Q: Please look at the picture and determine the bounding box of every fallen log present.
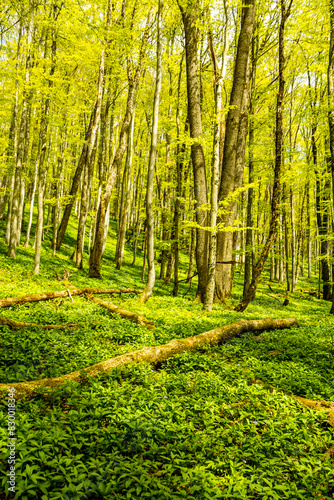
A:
[248,378,334,455]
[249,378,334,429]
[0,317,80,331]
[0,317,297,399]
[87,295,155,330]
[0,288,142,309]
[295,396,334,429]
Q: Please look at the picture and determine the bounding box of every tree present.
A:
[236,0,293,312]
[179,0,209,302]
[215,0,256,301]
[139,0,163,303]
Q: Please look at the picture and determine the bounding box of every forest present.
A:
[0,0,334,498]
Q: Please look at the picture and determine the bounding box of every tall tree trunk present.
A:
[139,0,163,303]
[172,52,186,297]
[243,112,255,294]
[283,185,291,306]
[313,128,331,301]
[306,179,312,278]
[215,0,256,301]
[236,0,293,312]
[179,2,209,302]
[203,37,222,312]
[290,188,296,292]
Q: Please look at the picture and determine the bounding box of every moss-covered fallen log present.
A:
[88,295,155,329]
[0,317,80,331]
[249,377,334,448]
[0,288,142,309]
[0,317,297,399]
[295,396,334,429]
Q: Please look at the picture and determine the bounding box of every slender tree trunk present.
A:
[186,226,196,284]
[139,0,163,303]
[236,0,293,312]
[290,188,296,292]
[141,224,147,281]
[115,112,135,269]
[306,180,312,278]
[172,53,186,296]
[314,138,331,300]
[283,186,291,306]
[203,38,222,312]
[24,158,38,247]
[295,187,306,284]
[131,153,146,267]
[179,3,209,302]
[52,134,65,257]
[243,117,254,294]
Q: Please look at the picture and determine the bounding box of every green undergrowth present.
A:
[0,362,333,499]
[0,217,334,498]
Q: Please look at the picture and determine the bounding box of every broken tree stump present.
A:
[87,295,155,330]
[0,288,142,309]
[0,317,297,399]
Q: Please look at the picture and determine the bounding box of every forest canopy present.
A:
[0,0,333,313]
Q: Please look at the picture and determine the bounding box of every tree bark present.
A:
[172,52,186,297]
[203,37,222,312]
[215,0,256,301]
[186,226,196,284]
[139,0,163,303]
[243,117,255,294]
[179,2,209,302]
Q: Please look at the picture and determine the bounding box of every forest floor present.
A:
[0,217,334,499]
